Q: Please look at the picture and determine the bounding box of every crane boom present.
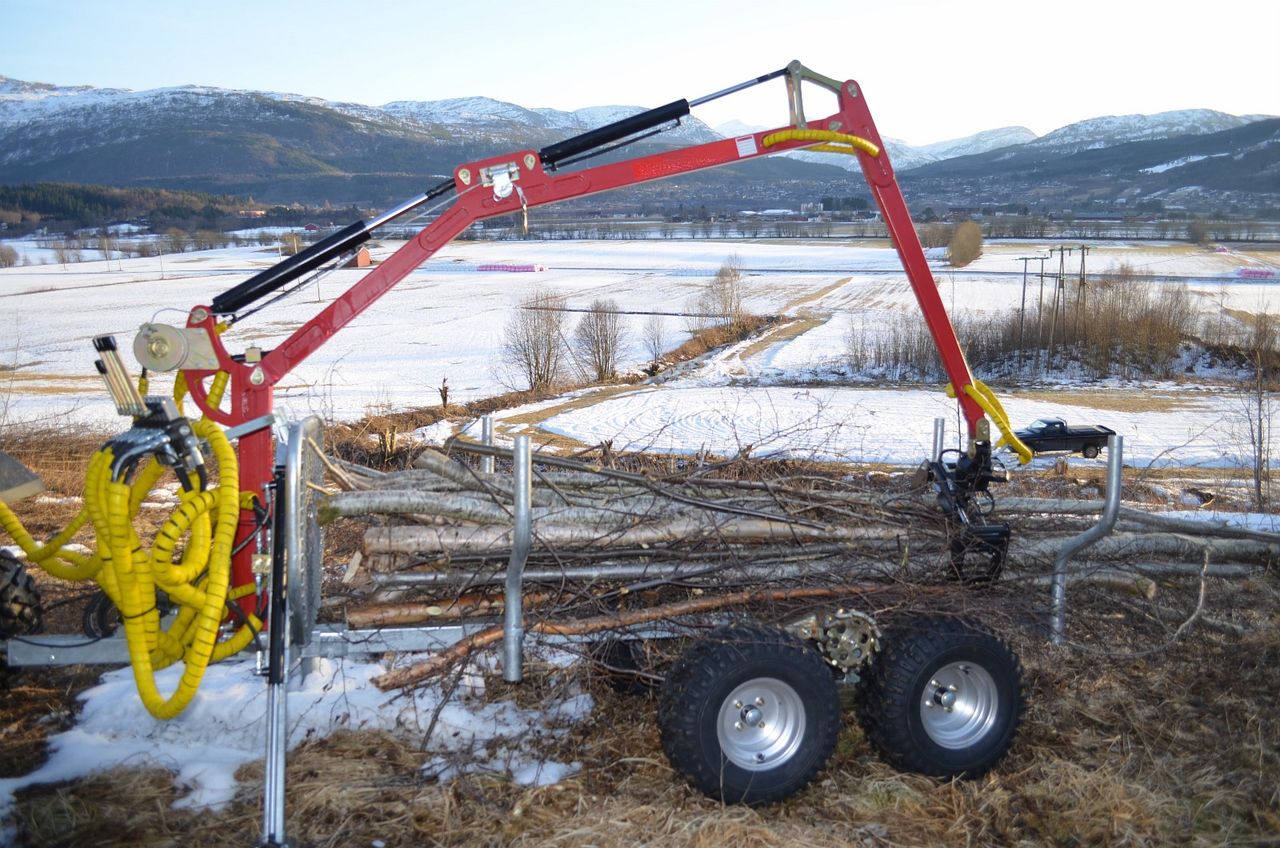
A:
[132,61,1016,608]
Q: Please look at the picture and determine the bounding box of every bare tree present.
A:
[642,314,667,368]
[690,255,747,333]
[53,241,81,268]
[97,234,117,268]
[574,298,626,382]
[1241,309,1276,509]
[166,228,190,254]
[1186,219,1211,246]
[948,220,983,267]
[502,288,569,393]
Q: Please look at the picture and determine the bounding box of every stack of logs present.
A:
[317,441,1277,687]
[325,443,945,604]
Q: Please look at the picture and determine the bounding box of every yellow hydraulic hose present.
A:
[761,128,881,159]
[0,371,261,719]
[947,380,1035,465]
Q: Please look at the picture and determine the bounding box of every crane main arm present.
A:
[125,61,1017,604]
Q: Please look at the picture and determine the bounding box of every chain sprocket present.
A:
[787,609,880,677]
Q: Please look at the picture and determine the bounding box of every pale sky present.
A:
[3,0,1278,145]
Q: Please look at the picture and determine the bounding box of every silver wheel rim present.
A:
[716,677,806,771]
[919,661,999,749]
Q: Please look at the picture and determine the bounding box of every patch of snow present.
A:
[0,650,592,819]
[1140,154,1223,174]
[411,420,456,445]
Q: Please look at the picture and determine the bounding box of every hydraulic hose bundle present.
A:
[0,377,260,719]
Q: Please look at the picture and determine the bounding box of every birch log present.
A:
[364,518,902,556]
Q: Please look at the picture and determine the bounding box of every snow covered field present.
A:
[2,237,1276,458]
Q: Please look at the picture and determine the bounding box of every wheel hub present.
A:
[717,678,806,771]
[919,661,1000,749]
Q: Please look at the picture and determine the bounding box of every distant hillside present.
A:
[0,76,1276,212]
[1024,109,1267,153]
[0,76,839,207]
[902,118,1280,209]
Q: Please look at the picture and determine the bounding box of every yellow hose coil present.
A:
[761,128,881,159]
[0,370,261,719]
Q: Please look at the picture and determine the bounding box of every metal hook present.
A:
[516,185,528,235]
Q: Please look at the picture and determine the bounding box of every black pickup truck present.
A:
[1014,417,1116,458]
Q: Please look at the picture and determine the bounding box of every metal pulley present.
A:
[133,323,221,372]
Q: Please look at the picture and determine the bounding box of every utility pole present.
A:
[1036,254,1048,373]
[1016,254,1049,375]
[1075,245,1091,341]
[1047,246,1074,368]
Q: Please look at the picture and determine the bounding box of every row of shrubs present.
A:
[847,265,1277,381]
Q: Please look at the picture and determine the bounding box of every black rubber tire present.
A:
[855,615,1023,779]
[82,589,121,638]
[1081,444,1100,459]
[657,624,841,806]
[590,638,661,697]
[83,588,176,638]
[0,551,42,639]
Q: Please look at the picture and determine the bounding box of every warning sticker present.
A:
[735,136,757,158]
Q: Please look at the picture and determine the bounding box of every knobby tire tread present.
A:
[855,615,1024,778]
[0,552,42,639]
[658,623,839,805]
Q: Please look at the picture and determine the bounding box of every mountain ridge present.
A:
[1,75,1275,210]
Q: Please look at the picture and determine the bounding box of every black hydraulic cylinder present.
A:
[540,99,690,169]
[211,221,369,315]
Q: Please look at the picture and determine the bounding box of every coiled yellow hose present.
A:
[0,375,261,719]
[761,128,881,158]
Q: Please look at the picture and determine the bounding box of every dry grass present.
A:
[735,314,829,362]
[1004,389,1207,414]
[3,426,1278,847]
[5,576,1278,847]
[8,625,1278,847]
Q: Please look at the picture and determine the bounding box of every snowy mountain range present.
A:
[382,96,720,145]
[0,75,1275,209]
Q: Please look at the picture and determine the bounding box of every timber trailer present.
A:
[0,62,1038,842]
